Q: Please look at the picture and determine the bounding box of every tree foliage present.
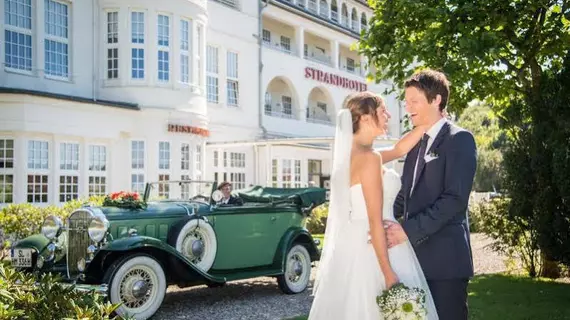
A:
[359,0,570,114]
[457,103,507,192]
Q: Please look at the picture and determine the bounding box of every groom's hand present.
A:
[384,221,408,248]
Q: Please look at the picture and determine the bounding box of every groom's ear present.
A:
[431,94,442,109]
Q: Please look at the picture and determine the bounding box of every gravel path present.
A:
[152,233,508,320]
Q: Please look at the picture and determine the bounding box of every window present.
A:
[347,57,355,72]
[44,0,69,78]
[4,0,33,71]
[158,141,170,170]
[230,152,245,168]
[27,140,49,203]
[330,0,338,22]
[272,158,301,188]
[195,145,202,172]
[319,0,329,18]
[230,173,245,190]
[158,174,169,198]
[213,150,219,167]
[280,36,291,52]
[181,174,190,199]
[106,11,119,79]
[28,140,49,170]
[308,0,317,13]
[180,19,191,84]
[157,14,170,82]
[226,51,239,106]
[131,141,144,169]
[59,143,79,202]
[294,160,301,187]
[88,145,106,196]
[59,143,79,170]
[131,141,145,194]
[282,159,292,188]
[0,139,14,203]
[262,29,271,44]
[181,143,190,170]
[282,96,292,116]
[206,45,219,103]
[131,11,145,79]
[131,174,144,194]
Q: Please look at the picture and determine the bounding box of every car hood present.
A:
[95,201,210,221]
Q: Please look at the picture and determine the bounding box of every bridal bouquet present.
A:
[376,283,427,319]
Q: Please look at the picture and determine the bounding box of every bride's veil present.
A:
[312,108,353,295]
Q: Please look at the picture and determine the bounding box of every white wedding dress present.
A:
[308,167,439,320]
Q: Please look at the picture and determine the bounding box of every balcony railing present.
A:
[306,106,333,125]
[275,0,364,36]
[263,40,297,56]
[304,51,332,66]
[265,103,300,120]
[211,0,240,10]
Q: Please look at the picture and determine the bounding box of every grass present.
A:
[285,273,570,320]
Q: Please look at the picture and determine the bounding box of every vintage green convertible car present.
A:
[11,180,325,320]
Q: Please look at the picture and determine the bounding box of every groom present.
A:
[385,69,477,320]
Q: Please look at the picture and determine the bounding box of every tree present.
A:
[359,0,570,114]
[457,103,506,192]
[359,1,570,275]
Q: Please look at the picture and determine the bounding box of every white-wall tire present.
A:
[277,244,311,294]
[108,254,166,320]
[174,219,217,272]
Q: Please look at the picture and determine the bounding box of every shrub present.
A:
[305,203,328,234]
[476,197,543,277]
[0,263,131,320]
[0,196,106,259]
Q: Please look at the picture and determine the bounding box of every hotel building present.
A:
[0,0,404,207]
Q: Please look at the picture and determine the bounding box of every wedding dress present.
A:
[308,109,438,320]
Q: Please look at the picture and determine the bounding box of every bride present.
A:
[308,92,438,319]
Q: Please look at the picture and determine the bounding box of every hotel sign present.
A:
[168,124,210,137]
[304,67,367,92]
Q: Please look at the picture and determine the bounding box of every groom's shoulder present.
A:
[448,122,476,147]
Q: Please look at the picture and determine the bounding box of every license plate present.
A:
[11,248,33,268]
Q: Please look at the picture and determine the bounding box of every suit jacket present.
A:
[393,121,477,280]
[222,194,244,206]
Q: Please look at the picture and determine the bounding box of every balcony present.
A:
[273,0,369,37]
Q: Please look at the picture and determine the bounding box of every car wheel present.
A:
[106,254,167,320]
[174,219,217,272]
[277,244,311,294]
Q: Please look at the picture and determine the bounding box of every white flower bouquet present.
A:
[376,283,428,319]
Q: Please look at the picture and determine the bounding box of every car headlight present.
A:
[88,215,109,243]
[41,215,63,240]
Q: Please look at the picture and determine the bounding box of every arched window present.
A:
[319,0,329,18]
[361,13,367,31]
[330,0,338,22]
[351,8,358,31]
[341,4,348,27]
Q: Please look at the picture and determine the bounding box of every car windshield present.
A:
[145,180,214,203]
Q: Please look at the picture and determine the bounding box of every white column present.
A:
[331,40,339,69]
[118,7,130,86]
[295,26,304,58]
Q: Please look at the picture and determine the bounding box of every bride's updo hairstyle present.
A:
[342,91,384,134]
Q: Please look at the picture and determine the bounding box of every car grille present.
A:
[66,209,93,279]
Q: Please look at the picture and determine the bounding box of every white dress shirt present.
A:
[411,117,447,193]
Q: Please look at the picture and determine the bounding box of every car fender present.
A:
[94,235,226,284]
[11,234,50,253]
[273,227,320,271]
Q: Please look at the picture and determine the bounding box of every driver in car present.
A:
[217,181,244,206]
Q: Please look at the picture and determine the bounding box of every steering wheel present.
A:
[191,195,209,202]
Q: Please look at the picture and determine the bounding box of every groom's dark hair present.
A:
[404,69,450,111]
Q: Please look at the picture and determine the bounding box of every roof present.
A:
[0,87,140,110]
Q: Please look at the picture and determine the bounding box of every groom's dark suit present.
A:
[394,119,477,320]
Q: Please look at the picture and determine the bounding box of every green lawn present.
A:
[286,274,570,320]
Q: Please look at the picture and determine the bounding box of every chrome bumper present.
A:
[62,283,108,297]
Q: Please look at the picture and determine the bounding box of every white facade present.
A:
[0,0,404,207]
